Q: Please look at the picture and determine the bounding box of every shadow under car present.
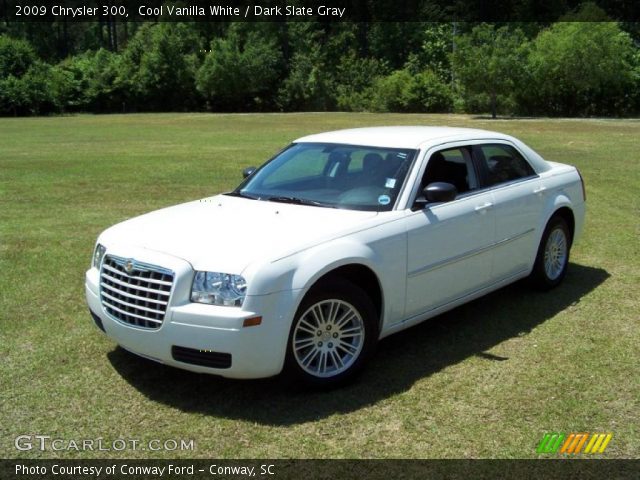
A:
[107,263,609,426]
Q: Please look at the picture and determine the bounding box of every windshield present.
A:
[232,143,417,211]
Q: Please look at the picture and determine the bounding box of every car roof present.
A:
[294,126,514,149]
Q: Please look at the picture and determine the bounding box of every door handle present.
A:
[533,186,547,194]
[474,202,493,212]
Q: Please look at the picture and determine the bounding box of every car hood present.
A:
[100,194,379,273]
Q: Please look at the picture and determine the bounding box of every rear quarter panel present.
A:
[537,162,586,248]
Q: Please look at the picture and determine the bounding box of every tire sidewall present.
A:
[284,278,378,388]
[532,216,571,290]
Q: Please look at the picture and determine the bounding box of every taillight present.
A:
[577,169,586,202]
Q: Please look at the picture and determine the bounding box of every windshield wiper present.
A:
[266,196,335,208]
[224,191,259,200]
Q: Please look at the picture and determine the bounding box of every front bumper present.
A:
[85,250,299,379]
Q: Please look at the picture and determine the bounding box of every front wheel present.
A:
[529,215,571,290]
[284,278,378,388]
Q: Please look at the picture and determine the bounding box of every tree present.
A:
[197,24,282,111]
[334,53,388,111]
[0,35,57,115]
[0,35,37,77]
[367,68,452,113]
[404,23,454,81]
[632,49,640,114]
[366,22,428,70]
[1,15,638,116]
[118,23,201,111]
[451,24,529,118]
[277,23,335,111]
[526,12,636,116]
[0,75,30,115]
[57,48,124,112]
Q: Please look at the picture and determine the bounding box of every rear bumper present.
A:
[86,267,299,379]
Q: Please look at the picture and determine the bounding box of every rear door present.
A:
[472,143,543,279]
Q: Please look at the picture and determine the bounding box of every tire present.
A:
[284,277,379,389]
[529,215,571,290]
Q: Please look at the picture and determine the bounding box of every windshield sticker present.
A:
[378,194,391,205]
[385,178,396,189]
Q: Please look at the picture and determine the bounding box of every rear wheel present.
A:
[529,215,571,290]
[285,278,378,388]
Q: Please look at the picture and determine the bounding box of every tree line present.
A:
[1,4,639,117]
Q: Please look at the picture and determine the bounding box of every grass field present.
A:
[0,113,638,459]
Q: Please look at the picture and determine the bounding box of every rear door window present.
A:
[474,144,536,187]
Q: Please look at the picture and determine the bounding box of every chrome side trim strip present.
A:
[408,228,535,278]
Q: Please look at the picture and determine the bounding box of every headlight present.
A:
[191,271,247,307]
[92,243,106,269]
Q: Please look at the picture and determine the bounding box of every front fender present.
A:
[244,239,380,298]
[292,239,379,291]
[244,222,408,331]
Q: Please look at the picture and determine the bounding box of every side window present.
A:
[477,144,536,186]
[421,147,477,194]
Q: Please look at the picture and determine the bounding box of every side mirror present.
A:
[242,166,257,179]
[424,182,457,203]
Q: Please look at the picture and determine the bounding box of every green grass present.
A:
[0,113,638,459]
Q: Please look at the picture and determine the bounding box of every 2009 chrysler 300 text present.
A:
[86,127,586,387]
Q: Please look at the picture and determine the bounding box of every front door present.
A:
[404,146,496,318]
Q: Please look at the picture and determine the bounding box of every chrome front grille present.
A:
[99,255,174,329]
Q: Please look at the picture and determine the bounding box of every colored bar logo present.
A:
[537,433,612,454]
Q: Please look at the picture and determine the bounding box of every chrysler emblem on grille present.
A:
[124,259,135,274]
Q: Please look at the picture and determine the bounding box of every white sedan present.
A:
[85,126,586,387]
